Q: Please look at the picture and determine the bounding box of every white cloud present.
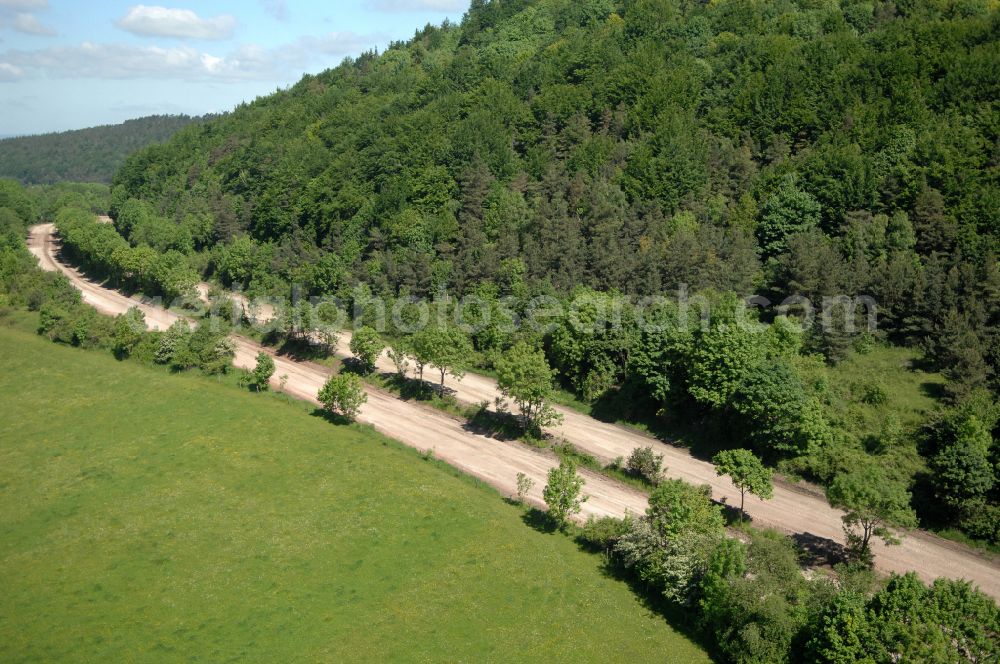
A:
[11,12,54,35]
[1,32,378,82]
[115,5,237,40]
[260,0,288,21]
[368,0,467,11]
[0,0,48,9]
[0,61,22,79]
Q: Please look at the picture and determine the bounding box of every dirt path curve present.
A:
[27,224,647,522]
[30,224,1000,598]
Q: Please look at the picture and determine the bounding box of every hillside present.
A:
[0,115,200,185]
[0,318,709,661]
[102,0,1000,546]
[113,0,998,379]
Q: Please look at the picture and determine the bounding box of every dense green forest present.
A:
[93,0,1000,548]
[0,115,200,185]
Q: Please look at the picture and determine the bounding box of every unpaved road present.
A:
[28,223,1000,599]
[28,224,647,522]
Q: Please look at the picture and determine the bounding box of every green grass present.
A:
[792,344,946,483]
[0,322,709,663]
[818,344,946,432]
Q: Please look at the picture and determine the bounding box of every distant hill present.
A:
[0,115,202,184]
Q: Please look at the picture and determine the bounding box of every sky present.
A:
[0,0,469,137]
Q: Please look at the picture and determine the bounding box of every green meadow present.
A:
[0,320,708,662]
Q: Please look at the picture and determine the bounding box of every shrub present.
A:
[859,383,889,406]
[318,372,367,421]
[626,446,664,485]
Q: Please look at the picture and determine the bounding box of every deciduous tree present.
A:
[543,459,587,528]
[712,448,773,524]
[318,372,367,421]
[827,466,917,564]
[494,341,561,432]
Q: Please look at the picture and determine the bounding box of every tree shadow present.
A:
[462,405,524,441]
[586,381,735,463]
[339,356,372,376]
[521,507,559,534]
[791,532,848,568]
[919,381,948,401]
[381,373,444,401]
[578,547,721,660]
[717,500,749,527]
[276,337,333,363]
[309,407,352,426]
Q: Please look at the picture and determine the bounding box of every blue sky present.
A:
[0,0,468,136]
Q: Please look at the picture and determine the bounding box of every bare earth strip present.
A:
[27,223,1000,599]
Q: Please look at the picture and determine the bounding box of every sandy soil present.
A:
[28,223,1000,599]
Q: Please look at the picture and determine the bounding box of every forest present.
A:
[0,115,200,185]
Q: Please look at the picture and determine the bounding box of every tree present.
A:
[616,480,726,604]
[494,341,562,431]
[242,351,275,392]
[314,300,342,352]
[700,529,816,663]
[757,175,822,257]
[804,591,872,663]
[827,466,917,564]
[543,459,587,528]
[731,361,832,457]
[387,342,410,378]
[348,326,383,374]
[687,323,766,409]
[112,306,146,359]
[807,574,1000,663]
[155,319,192,366]
[409,326,473,389]
[515,472,534,504]
[317,372,367,421]
[930,414,996,535]
[712,449,773,524]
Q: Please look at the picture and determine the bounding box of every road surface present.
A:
[28,223,1000,599]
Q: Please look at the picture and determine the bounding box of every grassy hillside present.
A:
[0,115,198,185]
[0,318,709,662]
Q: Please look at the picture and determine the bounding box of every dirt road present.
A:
[28,223,1000,599]
[28,224,647,522]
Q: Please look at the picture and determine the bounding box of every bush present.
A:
[578,515,629,553]
[859,382,889,406]
[318,372,367,421]
[626,446,664,485]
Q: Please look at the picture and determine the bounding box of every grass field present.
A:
[0,320,709,662]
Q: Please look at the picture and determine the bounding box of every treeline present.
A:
[0,115,200,185]
[55,206,199,301]
[579,481,999,664]
[0,184,232,374]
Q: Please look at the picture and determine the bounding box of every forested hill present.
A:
[0,115,200,184]
[114,0,998,388]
